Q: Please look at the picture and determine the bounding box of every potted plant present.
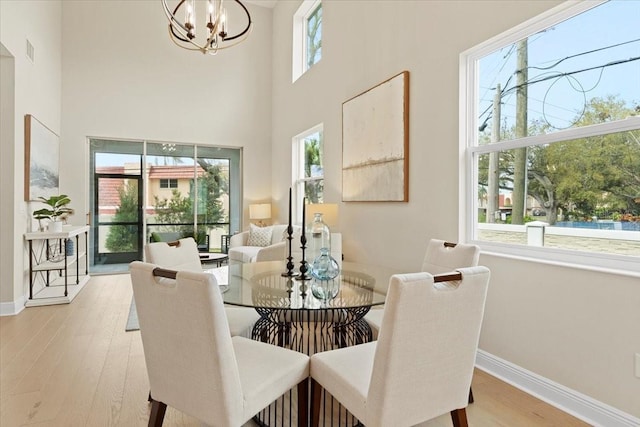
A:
[33,194,73,232]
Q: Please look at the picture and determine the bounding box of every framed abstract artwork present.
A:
[24,114,60,201]
[342,70,409,202]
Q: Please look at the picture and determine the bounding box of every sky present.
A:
[479,0,640,134]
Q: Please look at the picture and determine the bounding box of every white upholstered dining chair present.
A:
[130,262,310,427]
[364,239,480,333]
[310,266,490,427]
[144,237,259,337]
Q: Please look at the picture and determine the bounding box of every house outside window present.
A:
[159,178,178,189]
[460,0,640,273]
[292,0,322,82]
[293,124,324,222]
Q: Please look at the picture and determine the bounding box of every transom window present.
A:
[306,2,322,69]
[292,0,322,82]
[460,0,640,274]
[293,124,324,221]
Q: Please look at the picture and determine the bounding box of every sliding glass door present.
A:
[89,139,241,274]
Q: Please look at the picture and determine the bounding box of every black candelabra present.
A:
[297,196,311,281]
[282,187,299,278]
[297,232,311,280]
[281,224,298,277]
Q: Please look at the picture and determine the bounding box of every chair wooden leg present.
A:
[468,387,474,404]
[297,378,309,427]
[311,378,323,427]
[149,399,167,427]
[450,408,468,427]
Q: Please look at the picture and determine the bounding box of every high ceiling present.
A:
[246,0,277,9]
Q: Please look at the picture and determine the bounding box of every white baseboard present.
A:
[0,295,26,316]
[475,350,640,427]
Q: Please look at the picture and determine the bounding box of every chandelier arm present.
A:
[170,24,191,43]
[168,26,208,51]
[162,0,191,41]
[221,0,252,42]
[207,25,253,53]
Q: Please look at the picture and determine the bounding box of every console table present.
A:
[24,225,90,307]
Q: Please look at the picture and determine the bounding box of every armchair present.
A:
[229,224,342,264]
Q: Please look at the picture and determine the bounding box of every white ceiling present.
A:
[245,0,277,9]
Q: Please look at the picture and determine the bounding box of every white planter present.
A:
[49,221,63,233]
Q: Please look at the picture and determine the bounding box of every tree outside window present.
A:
[306,3,322,69]
[294,125,324,220]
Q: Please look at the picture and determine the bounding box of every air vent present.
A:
[26,39,34,62]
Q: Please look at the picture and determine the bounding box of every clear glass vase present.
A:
[311,248,340,281]
[310,277,340,303]
[310,249,341,302]
[307,212,331,263]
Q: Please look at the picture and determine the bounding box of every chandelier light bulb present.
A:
[220,8,227,37]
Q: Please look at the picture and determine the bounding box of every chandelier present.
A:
[162,0,253,55]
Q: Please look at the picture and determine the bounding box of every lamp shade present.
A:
[249,203,271,220]
[306,203,338,230]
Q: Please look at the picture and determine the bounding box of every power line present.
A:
[500,56,640,98]
[478,56,639,130]
[482,37,639,113]
[528,38,640,71]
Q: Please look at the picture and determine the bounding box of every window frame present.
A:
[159,178,178,189]
[292,0,322,82]
[459,0,640,276]
[292,123,324,223]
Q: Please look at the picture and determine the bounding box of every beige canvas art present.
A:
[342,71,409,202]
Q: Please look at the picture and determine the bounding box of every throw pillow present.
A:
[247,224,273,247]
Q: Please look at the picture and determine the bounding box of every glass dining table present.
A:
[220,260,390,351]
[214,260,400,426]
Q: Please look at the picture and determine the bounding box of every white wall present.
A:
[0,0,62,313]
[0,48,16,307]
[270,0,639,418]
[60,0,274,231]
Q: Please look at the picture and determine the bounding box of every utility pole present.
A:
[512,39,528,224]
[487,84,501,223]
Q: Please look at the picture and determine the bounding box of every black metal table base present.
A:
[251,308,372,427]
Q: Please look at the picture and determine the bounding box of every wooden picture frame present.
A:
[342,71,409,202]
[24,114,60,201]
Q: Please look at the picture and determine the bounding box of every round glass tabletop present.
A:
[217,260,392,310]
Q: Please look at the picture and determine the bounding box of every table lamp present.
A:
[249,203,271,227]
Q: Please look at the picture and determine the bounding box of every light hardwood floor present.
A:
[1,274,590,427]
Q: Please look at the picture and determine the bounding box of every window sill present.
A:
[475,240,640,279]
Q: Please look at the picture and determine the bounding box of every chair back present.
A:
[421,239,480,273]
[367,266,490,426]
[129,261,244,425]
[145,237,202,272]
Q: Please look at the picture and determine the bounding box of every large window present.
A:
[292,0,322,82]
[293,124,324,221]
[460,0,640,273]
